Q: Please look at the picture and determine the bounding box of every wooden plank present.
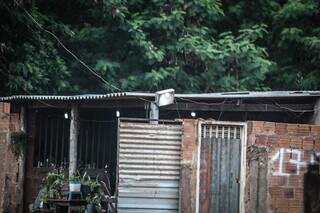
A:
[219,138,228,212]
[230,139,241,213]
[199,137,212,213]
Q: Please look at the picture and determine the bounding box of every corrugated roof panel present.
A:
[1,91,320,102]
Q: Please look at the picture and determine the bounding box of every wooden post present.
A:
[149,102,159,124]
[310,98,320,125]
[17,106,26,213]
[69,104,79,177]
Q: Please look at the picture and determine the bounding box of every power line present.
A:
[14,0,121,92]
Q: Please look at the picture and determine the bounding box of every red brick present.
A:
[313,136,320,151]
[269,187,284,198]
[3,103,10,114]
[288,176,303,188]
[255,135,268,146]
[302,137,314,151]
[276,123,288,135]
[310,126,320,136]
[296,124,311,136]
[268,135,280,147]
[283,188,294,199]
[284,162,297,174]
[287,124,300,136]
[290,137,302,149]
[247,134,256,145]
[251,121,265,133]
[278,136,290,147]
[263,121,275,134]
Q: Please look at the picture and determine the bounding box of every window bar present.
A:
[37,118,42,167]
[43,118,49,166]
[233,127,237,139]
[91,122,95,168]
[228,126,231,140]
[215,125,218,138]
[55,119,60,166]
[85,123,89,167]
[78,122,83,167]
[61,119,65,168]
[209,125,212,138]
[222,126,225,139]
[96,123,101,168]
[102,126,107,169]
[49,118,55,165]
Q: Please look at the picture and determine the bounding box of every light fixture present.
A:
[155,89,175,107]
[191,111,196,118]
[116,110,120,117]
[64,112,69,119]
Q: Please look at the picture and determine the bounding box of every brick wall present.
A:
[247,121,320,213]
[0,102,20,212]
[180,119,199,213]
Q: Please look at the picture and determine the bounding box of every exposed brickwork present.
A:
[0,102,20,212]
[248,121,320,213]
[180,119,199,213]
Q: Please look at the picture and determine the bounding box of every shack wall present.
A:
[179,119,200,213]
[0,102,21,212]
[246,121,320,213]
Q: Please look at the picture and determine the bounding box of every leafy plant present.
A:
[42,170,67,203]
[10,131,27,159]
[82,175,102,210]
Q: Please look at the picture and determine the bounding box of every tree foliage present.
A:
[0,0,319,95]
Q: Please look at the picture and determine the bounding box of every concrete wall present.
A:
[0,102,20,212]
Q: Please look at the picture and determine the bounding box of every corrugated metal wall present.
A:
[117,121,182,213]
[200,124,242,213]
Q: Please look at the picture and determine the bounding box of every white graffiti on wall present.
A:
[271,148,320,176]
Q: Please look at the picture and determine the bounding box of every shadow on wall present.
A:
[304,156,320,213]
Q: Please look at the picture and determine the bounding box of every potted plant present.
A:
[39,170,67,211]
[69,176,81,193]
[83,176,102,213]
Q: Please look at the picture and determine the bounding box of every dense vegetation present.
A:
[0,0,319,95]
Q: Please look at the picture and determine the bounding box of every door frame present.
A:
[196,120,247,213]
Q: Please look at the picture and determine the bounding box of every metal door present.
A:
[199,124,243,213]
[117,119,182,213]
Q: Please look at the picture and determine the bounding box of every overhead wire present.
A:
[9,1,154,107]
[8,1,320,115]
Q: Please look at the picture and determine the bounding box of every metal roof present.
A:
[0,91,319,102]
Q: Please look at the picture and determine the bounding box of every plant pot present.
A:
[86,204,96,213]
[69,182,81,192]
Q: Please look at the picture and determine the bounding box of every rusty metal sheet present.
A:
[117,121,182,213]
[200,124,242,213]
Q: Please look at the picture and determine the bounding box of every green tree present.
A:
[1,0,319,95]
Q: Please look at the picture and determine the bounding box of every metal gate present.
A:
[199,122,245,213]
[117,119,182,213]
